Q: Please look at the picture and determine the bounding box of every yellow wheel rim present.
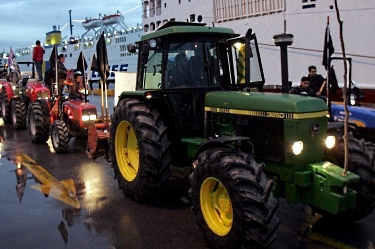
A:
[200,177,233,236]
[115,120,139,181]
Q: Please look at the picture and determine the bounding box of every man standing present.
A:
[33,40,44,81]
[307,65,326,96]
[57,54,68,95]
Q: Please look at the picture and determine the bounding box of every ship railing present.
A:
[215,0,285,22]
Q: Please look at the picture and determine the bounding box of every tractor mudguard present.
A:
[287,161,360,214]
[327,121,344,131]
[87,123,99,159]
[2,83,14,102]
[181,136,253,160]
[87,122,111,162]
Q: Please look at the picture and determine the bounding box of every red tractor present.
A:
[0,62,50,129]
[28,70,100,154]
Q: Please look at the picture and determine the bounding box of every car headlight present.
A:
[325,135,336,149]
[292,141,303,155]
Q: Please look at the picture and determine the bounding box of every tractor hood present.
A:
[205,91,328,118]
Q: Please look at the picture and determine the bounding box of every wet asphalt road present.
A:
[0,93,375,249]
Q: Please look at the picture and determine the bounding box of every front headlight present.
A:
[82,114,97,122]
[350,94,358,106]
[82,115,89,122]
[325,135,336,149]
[36,91,49,99]
[292,141,303,155]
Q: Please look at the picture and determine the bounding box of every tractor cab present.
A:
[131,21,264,136]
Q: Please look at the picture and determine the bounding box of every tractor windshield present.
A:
[164,41,222,89]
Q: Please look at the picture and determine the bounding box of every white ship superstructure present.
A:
[141,0,375,89]
[16,10,142,82]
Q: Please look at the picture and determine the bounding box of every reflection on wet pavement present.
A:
[16,154,80,209]
[0,156,110,249]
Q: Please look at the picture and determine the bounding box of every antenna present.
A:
[283,0,286,33]
[69,10,74,36]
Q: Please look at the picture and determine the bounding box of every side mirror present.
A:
[127,44,137,53]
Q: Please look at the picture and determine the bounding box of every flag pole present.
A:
[81,52,88,103]
[100,79,104,123]
[104,76,109,126]
[325,16,331,109]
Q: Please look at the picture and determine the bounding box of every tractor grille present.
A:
[235,116,285,163]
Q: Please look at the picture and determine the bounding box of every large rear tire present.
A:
[51,120,70,153]
[110,98,172,202]
[324,132,375,221]
[28,102,50,143]
[189,148,280,249]
[11,99,26,129]
[1,88,11,123]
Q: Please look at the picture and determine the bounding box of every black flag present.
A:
[322,24,334,70]
[77,51,88,86]
[77,51,87,73]
[329,66,339,94]
[49,44,57,68]
[90,54,98,72]
[96,32,109,82]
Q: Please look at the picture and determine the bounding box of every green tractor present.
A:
[109,22,375,249]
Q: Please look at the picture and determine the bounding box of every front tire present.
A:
[1,88,11,123]
[28,102,50,143]
[11,99,26,129]
[324,132,375,221]
[189,148,280,249]
[51,120,70,153]
[110,98,172,202]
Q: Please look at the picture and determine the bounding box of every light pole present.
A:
[273,33,294,93]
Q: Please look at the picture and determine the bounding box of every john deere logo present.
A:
[310,123,320,134]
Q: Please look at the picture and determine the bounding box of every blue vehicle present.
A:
[330,103,375,142]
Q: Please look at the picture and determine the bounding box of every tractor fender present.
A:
[1,83,14,102]
[327,121,360,138]
[194,136,253,160]
[327,121,344,131]
[9,95,22,107]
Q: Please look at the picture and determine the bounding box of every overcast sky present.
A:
[1,0,142,53]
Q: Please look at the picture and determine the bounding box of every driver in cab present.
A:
[168,52,190,87]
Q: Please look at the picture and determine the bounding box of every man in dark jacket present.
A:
[307,65,326,96]
[290,76,316,96]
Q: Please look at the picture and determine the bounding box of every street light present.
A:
[273,33,294,93]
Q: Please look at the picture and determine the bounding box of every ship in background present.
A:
[141,0,375,102]
[16,7,142,82]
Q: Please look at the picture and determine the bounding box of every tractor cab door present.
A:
[225,31,265,91]
[162,40,224,136]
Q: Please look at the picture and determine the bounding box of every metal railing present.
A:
[215,0,285,22]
